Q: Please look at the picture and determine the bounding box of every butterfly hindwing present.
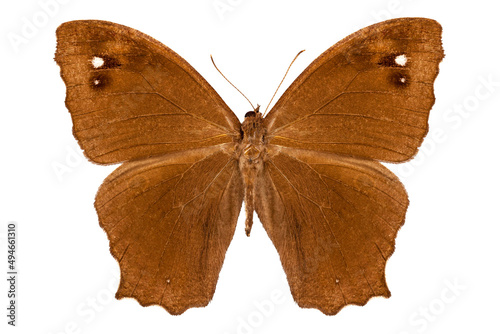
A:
[95,147,243,314]
[264,18,444,162]
[255,147,408,314]
[55,20,240,164]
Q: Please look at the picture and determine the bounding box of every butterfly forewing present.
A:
[55,20,240,165]
[264,18,444,162]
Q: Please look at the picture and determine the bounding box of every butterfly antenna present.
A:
[210,55,257,111]
[263,49,305,117]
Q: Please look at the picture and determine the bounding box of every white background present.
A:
[1,0,499,333]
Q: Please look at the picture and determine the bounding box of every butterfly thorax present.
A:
[238,110,267,236]
[240,111,266,161]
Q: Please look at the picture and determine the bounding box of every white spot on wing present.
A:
[395,54,407,66]
[92,56,104,68]
[94,79,100,85]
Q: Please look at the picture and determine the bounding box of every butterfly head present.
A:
[244,104,261,118]
[244,111,257,118]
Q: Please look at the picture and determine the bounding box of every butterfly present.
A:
[55,17,444,315]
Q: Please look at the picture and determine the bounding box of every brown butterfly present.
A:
[55,17,444,315]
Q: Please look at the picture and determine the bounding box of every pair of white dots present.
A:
[395,54,407,84]
[92,57,105,86]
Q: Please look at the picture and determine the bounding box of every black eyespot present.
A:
[245,111,256,118]
[389,72,410,88]
[90,73,110,90]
